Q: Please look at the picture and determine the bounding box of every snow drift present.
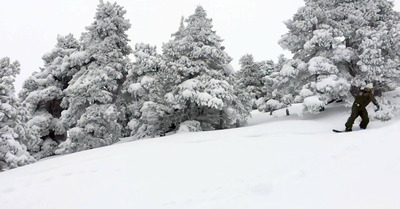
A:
[1,103,400,209]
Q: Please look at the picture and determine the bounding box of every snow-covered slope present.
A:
[1,104,400,209]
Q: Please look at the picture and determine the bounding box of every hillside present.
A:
[1,103,400,209]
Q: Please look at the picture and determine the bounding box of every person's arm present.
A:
[350,86,359,97]
[371,94,380,111]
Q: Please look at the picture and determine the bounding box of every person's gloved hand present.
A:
[375,105,380,112]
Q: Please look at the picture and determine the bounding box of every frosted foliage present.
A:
[140,76,154,86]
[66,66,119,104]
[280,59,307,77]
[308,57,338,75]
[169,74,247,129]
[307,57,350,104]
[68,51,89,69]
[177,120,202,133]
[129,102,169,139]
[260,54,352,113]
[255,97,267,109]
[303,96,325,114]
[56,104,121,154]
[18,34,80,159]
[121,43,165,138]
[123,43,164,100]
[162,6,250,132]
[236,54,270,109]
[266,99,283,110]
[175,78,232,110]
[60,1,132,152]
[257,59,307,112]
[128,83,142,95]
[303,29,336,55]
[356,26,400,88]
[332,47,356,63]
[280,64,297,77]
[81,1,132,58]
[315,75,349,98]
[299,89,314,99]
[0,57,35,171]
[370,88,400,121]
[163,6,232,77]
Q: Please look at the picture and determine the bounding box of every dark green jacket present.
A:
[352,89,378,110]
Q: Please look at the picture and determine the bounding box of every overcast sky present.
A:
[1,0,400,92]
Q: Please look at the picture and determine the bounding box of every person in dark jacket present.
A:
[345,83,380,131]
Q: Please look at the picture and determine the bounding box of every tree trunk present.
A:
[219,110,224,129]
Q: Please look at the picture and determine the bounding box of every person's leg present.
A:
[359,110,369,129]
[345,107,359,131]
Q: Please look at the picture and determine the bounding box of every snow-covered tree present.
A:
[19,34,81,159]
[356,23,400,90]
[236,54,267,109]
[0,57,35,171]
[162,6,251,132]
[276,0,400,113]
[255,55,286,110]
[57,1,132,154]
[121,43,168,139]
[258,58,307,113]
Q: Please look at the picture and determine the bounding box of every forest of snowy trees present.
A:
[1,0,400,171]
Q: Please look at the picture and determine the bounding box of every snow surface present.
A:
[1,103,400,209]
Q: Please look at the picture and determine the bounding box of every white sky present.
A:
[1,0,400,92]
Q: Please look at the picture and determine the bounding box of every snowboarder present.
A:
[344,83,380,132]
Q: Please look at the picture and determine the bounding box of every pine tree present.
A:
[0,57,35,171]
[277,0,400,113]
[236,54,266,109]
[57,1,132,154]
[121,43,168,139]
[162,6,251,131]
[259,58,307,113]
[18,34,81,159]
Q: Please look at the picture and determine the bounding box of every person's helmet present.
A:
[364,83,373,92]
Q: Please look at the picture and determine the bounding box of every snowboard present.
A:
[332,129,363,133]
[332,129,347,133]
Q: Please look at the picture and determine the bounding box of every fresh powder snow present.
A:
[1,103,399,209]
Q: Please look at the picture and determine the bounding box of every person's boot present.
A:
[345,127,352,132]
